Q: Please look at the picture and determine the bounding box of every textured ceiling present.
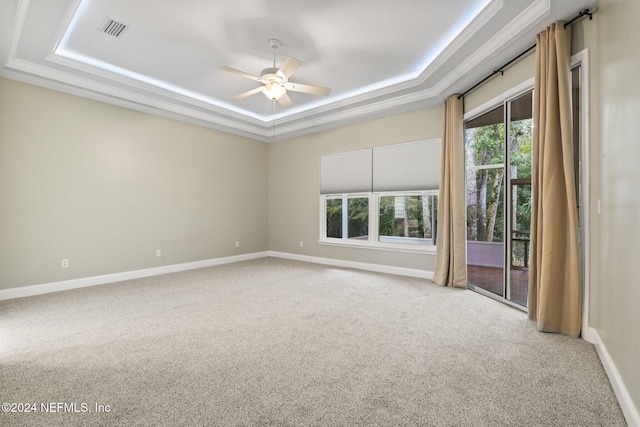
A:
[0,0,597,141]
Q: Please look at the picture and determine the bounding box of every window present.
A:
[379,193,437,245]
[325,196,369,240]
[325,198,343,238]
[319,139,440,253]
[320,191,438,252]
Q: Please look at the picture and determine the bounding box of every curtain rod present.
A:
[457,44,535,99]
[457,8,594,100]
[564,8,593,28]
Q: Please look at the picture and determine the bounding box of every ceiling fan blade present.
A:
[220,66,262,82]
[284,82,331,96]
[278,92,293,108]
[230,86,264,100]
[278,57,302,79]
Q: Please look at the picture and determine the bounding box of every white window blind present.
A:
[320,149,372,194]
[372,139,441,191]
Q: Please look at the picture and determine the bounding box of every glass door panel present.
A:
[506,92,533,307]
[465,92,533,308]
[509,180,531,306]
[465,105,506,297]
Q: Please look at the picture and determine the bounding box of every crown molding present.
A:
[416,0,504,84]
[267,0,551,140]
[3,0,553,142]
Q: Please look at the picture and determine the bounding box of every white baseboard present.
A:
[0,251,431,301]
[268,251,434,280]
[2,251,634,426]
[0,252,270,301]
[586,327,640,427]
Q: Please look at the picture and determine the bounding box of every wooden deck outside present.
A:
[467,265,528,307]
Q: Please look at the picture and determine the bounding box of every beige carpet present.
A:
[0,258,626,426]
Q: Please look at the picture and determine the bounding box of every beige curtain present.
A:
[433,95,466,288]
[529,23,581,336]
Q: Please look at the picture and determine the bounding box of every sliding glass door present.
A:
[465,91,533,307]
[506,92,533,306]
[465,104,506,298]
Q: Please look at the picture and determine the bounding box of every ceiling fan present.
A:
[221,39,331,108]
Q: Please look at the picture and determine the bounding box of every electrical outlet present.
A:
[156,249,161,257]
[235,241,240,248]
[61,259,69,268]
[300,241,304,247]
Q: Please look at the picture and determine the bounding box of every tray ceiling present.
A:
[0,0,596,141]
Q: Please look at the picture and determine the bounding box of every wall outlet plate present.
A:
[61,259,69,268]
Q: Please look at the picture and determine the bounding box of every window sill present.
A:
[317,239,437,255]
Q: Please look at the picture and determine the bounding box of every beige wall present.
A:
[462,8,640,415]
[0,78,269,289]
[589,0,640,414]
[268,107,443,272]
[0,2,637,417]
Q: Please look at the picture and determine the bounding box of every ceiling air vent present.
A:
[98,17,127,38]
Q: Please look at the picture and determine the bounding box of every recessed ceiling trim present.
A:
[271,0,500,119]
[48,50,268,122]
[4,57,272,138]
[48,0,501,124]
[416,0,503,84]
[6,0,33,62]
[6,53,436,143]
[5,0,550,144]
[280,0,548,125]
[261,0,552,139]
[48,0,84,60]
[270,0,551,128]
[426,0,550,95]
[273,89,439,137]
[2,0,588,142]
[45,51,268,124]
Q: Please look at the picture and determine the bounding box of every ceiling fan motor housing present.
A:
[260,67,286,82]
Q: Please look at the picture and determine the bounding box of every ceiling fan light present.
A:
[262,83,286,100]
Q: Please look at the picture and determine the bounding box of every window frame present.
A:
[323,193,371,241]
[319,190,438,254]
